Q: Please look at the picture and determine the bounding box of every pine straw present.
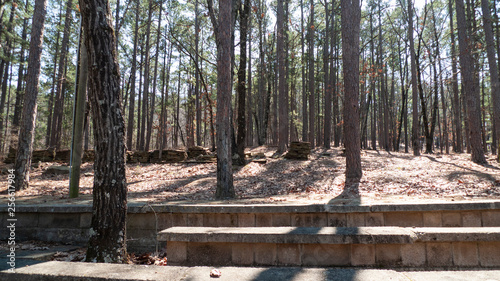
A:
[1,146,499,204]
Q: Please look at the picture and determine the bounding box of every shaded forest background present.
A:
[0,0,499,161]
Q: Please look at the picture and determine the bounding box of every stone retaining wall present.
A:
[1,201,499,252]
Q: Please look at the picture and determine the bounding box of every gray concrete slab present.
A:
[0,261,409,281]
[401,270,500,281]
[1,261,500,281]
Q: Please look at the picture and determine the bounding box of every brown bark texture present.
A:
[14,0,48,191]
[455,0,487,164]
[341,0,362,181]
[79,0,128,262]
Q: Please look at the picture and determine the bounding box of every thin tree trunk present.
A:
[14,0,48,191]
[49,0,73,150]
[126,0,140,150]
[481,0,500,160]
[409,0,420,156]
[308,0,315,148]
[455,0,487,164]
[236,0,250,162]
[277,0,288,153]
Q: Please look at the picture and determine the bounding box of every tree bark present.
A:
[14,0,48,191]
[126,0,140,150]
[208,0,235,199]
[236,0,250,162]
[308,0,315,148]
[480,0,500,160]
[341,0,362,186]
[277,0,288,153]
[80,0,128,263]
[408,0,420,156]
[455,0,487,164]
[49,0,73,150]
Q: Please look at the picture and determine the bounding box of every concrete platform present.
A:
[158,227,500,267]
[1,261,500,281]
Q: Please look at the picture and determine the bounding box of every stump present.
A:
[284,142,311,160]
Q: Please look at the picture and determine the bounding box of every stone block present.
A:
[365,213,384,226]
[351,244,375,266]
[254,243,277,265]
[127,213,156,230]
[255,214,273,227]
[423,212,442,227]
[401,243,426,267]
[461,212,481,227]
[171,213,187,226]
[238,213,255,227]
[187,214,204,227]
[482,211,500,227]
[156,213,172,229]
[453,242,478,266]
[277,244,301,265]
[328,213,347,227]
[13,213,39,228]
[376,244,402,267]
[301,244,350,266]
[38,213,80,228]
[427,242,453,267]
[232,243,254,265]
[292,214,326,227]
[442,212,462,227]
[272,213,291,226]
[187,242,232,265]
[167,241,187,264]
[347,213,365,227]
[203,213,237,227]
[385,212,423,227]
[79,213,92,228]
[478,242,500,266]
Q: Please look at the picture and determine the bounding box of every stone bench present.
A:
[158,226,500,268]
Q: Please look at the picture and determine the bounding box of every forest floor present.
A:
[1,146,500,205]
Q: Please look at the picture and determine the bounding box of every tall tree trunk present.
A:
[10,0,30,153]
[126,0,140,150]
[195,0,201,146]
[455,0,487,164]
[146,2,163,151]
[246,15,253,146]
[308,0,315,148]
[14,0,48,191]
[207,0,235,199]
[409,0,420,156]
[301,0,308,141]
[449,0,462,153]
[0,6,15,151]
[236,0,250,162]
[80,0,127,263]
[341,0,362,191]
[481,0,500,160]
[323,0,332,149]
[140,0,153,151]
[277,0,288,153]
[50,0,73,150]
[45,4,62,147]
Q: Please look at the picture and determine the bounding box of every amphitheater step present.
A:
[158,226,500,267]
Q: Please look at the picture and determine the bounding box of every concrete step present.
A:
[2,200,499,252]
[3,261,500,281]
[158,226,500,268]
